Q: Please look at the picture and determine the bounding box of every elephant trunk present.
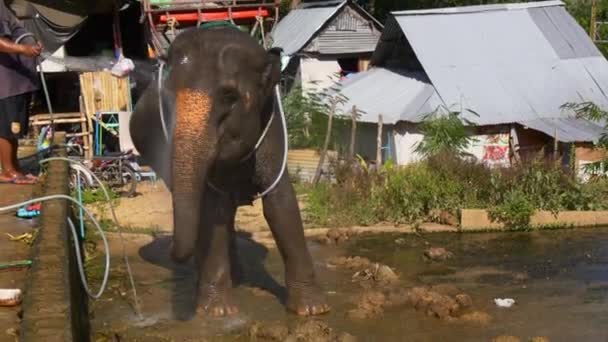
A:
[170,88,216,263]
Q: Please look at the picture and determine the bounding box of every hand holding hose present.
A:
[19,42,42,57]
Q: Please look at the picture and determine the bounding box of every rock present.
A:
[455,294,473,308]
[459,311,492,325]
[492,336,521,342]
[424,247,454,261]
[249,322,289,341]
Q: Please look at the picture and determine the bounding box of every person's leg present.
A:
[0,94,35,183]
[12,94,33,177]
[0,137,16,180]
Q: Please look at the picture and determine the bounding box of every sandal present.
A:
[0,176,36,185]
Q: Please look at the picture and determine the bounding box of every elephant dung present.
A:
[424,247,454,261]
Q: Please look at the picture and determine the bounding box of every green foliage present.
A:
[561,101,608,177]
[563,0,608,57]
[300,154,608,230]
[562,101,608,148]
[488,189,535,230]
[78,187,119,205]
[282,77,350,150]
[415,108,477,157]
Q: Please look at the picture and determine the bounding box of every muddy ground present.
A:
[84,182,608,341]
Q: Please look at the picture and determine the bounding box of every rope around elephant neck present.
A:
[156,61,288,199]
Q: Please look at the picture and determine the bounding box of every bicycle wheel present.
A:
[120,164,138,198]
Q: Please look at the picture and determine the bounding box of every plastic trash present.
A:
[494,298,515,308]
[111,57,135,77]
[0,289,22,307]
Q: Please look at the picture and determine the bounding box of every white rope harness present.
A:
[156,60,288,200]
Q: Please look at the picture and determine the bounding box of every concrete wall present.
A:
[461,209,608,230]
[20,133,90,341]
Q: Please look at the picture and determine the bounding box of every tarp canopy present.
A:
[10,0,85,55]
[14,0,124,16]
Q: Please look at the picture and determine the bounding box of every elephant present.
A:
[129,26,330,317]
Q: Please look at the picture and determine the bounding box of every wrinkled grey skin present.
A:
[129,27,329,317]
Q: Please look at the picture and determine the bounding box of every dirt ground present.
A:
[86,181,456,244]
[0,183,40,341]
[87,181,271,235]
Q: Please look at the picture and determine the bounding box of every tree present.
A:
[415,106,478,158]
[561,101,608,176]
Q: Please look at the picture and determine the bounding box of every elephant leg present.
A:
[262,175,330,316]
[195,192,239,317]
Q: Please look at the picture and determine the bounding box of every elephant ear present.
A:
[262,47,282,91]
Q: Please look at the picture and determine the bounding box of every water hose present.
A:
[5,31,145,318]
[156,65,289,198]
[39,157,143,318]
[0,194,110,299]
[256,85,288,198]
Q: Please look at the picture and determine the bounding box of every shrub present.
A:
[488,189,535,230]
[297,153,608,230]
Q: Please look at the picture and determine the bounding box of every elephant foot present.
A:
[197,283,239,317]
[286,281,331,316]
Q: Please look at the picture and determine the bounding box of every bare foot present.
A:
[197,283,239,317]
[286,281,331,316]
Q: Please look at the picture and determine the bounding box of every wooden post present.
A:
[349,106,357,161]
[313,100,336,185]
[553,128,559,161]
[290,0,301,9]
[591,0,598,41]
[509,125,521,164]
[376,114,383,167]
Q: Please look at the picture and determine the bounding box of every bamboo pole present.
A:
[349,105,357,161]
[591,0,598,41]
[376,114,383,167]
[313,100,336,185]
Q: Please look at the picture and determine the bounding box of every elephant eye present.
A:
[220,87,240,106]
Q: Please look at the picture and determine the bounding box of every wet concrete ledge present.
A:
[20,132,90,342]
[461,209,608,230]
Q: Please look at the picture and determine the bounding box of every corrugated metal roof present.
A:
[355,0,607,142]
[520,117,606,143]
[270,1,346,56]
[332,67,444,124]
